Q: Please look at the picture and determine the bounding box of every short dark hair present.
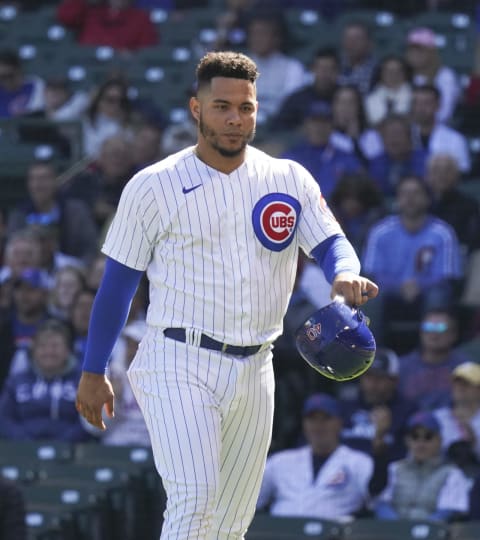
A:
[0,48,21,68]
[195,51,259,93]
[313,47,339,65]
[413,84,441,101]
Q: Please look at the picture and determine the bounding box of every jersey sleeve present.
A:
[292,162,345,255]
[102,173,161,271]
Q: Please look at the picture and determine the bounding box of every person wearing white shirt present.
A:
[257,393,374,520]
[411,84,470,173]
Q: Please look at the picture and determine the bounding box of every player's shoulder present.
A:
[135,146,196,178]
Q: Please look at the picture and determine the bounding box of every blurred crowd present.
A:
[1,0,480,532]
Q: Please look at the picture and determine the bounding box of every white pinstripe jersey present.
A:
[102,145,344,346]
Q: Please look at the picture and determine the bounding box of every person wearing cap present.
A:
[281,100,362,200]
[374,410,470,521]
[100,320,151,446]
[0,267,56,388]
[398,308,473,410]
[341,348,417,472]
[256,393,373,520]
[405,26,461,124]
[433,361,480,469]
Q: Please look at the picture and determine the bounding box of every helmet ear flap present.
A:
[295,300,376,381]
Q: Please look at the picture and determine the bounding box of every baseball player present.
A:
[75,51,378,539]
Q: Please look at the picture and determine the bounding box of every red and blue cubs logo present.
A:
[252,193,301,251]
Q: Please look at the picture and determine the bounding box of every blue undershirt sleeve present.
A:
[310,234,361,283]
[82,257,144,374]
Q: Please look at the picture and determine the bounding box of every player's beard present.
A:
[199,114,255,158]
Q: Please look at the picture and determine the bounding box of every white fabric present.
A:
[257,444,373,519]
[102,145,344,346]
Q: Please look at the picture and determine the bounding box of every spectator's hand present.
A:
[76,371,114,430]
[331,272,379,306]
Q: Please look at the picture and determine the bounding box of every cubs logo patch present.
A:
[252,193,301,251]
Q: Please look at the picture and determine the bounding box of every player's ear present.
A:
[190,96,200,122]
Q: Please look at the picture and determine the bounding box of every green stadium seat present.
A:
[341,518,450,540]
[449,520,480,540]
[246,514,344,540]
[0,440,73,464]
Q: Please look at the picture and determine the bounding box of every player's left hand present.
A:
[76,371,115,430]
[331,272,379,307]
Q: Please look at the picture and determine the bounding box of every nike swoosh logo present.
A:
[182,184,202,194]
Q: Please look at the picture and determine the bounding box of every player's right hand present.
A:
[76,371,115,430]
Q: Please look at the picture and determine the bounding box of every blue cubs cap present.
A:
[303,393,341,418]
[407,411,440,434]
[14,268,50,289]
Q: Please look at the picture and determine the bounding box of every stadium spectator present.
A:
[48,265,86,321]
[0,48,44,119]
[374,411,470,522]
[0,228,43,287]
[368,114,428,196]
[410,84,470,174]
[84,253,107,292]
[0,319,93,442]
[405,27,461,124]
[340,348,416,467]
[362,175,463,352]
[433,362,480,461]
[57,0,157,52]
[69,287,95,364]
[281,100,362,200]
[331,85,383,164]
[271,47,339,131]
[329,171,385,254]
[60,133,135,229]
[81,77,134,158]
[6,161,98,264]
[469,471,480,519]
[243,9,308,121]
[425,153,480,255]
[398,308,474,411]
[131,121,164,171]
[338,20,377,96]
[257,393,374,520]
[365,55,413,127]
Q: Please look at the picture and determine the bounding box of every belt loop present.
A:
[191,328,202,348]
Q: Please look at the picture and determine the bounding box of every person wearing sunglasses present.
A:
[397,307,474,411]
[374,411,470,522]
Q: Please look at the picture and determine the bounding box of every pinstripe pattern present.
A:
[128,327,275,539]
[103,146,343,346]
[103,144,344,539]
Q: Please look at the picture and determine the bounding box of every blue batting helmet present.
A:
[295,299,376,381]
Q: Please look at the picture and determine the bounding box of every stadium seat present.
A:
[341,518,450,540]
[0,439,73,464]
[449,520,480,540]
[246,514,344,540]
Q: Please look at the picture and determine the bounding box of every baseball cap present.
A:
[122,320,147,343]
[305,100,333,120]
[368,348,399,376]
[302,393,341,418]
[407,27,437,48]
[452,362,480,386]
[14,268,50,289]
[407,411,440,434]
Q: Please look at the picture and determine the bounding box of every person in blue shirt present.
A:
[281,100,362,200]
[362,175,463,352]
[0,319,93,442]
[368,114,428,197]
